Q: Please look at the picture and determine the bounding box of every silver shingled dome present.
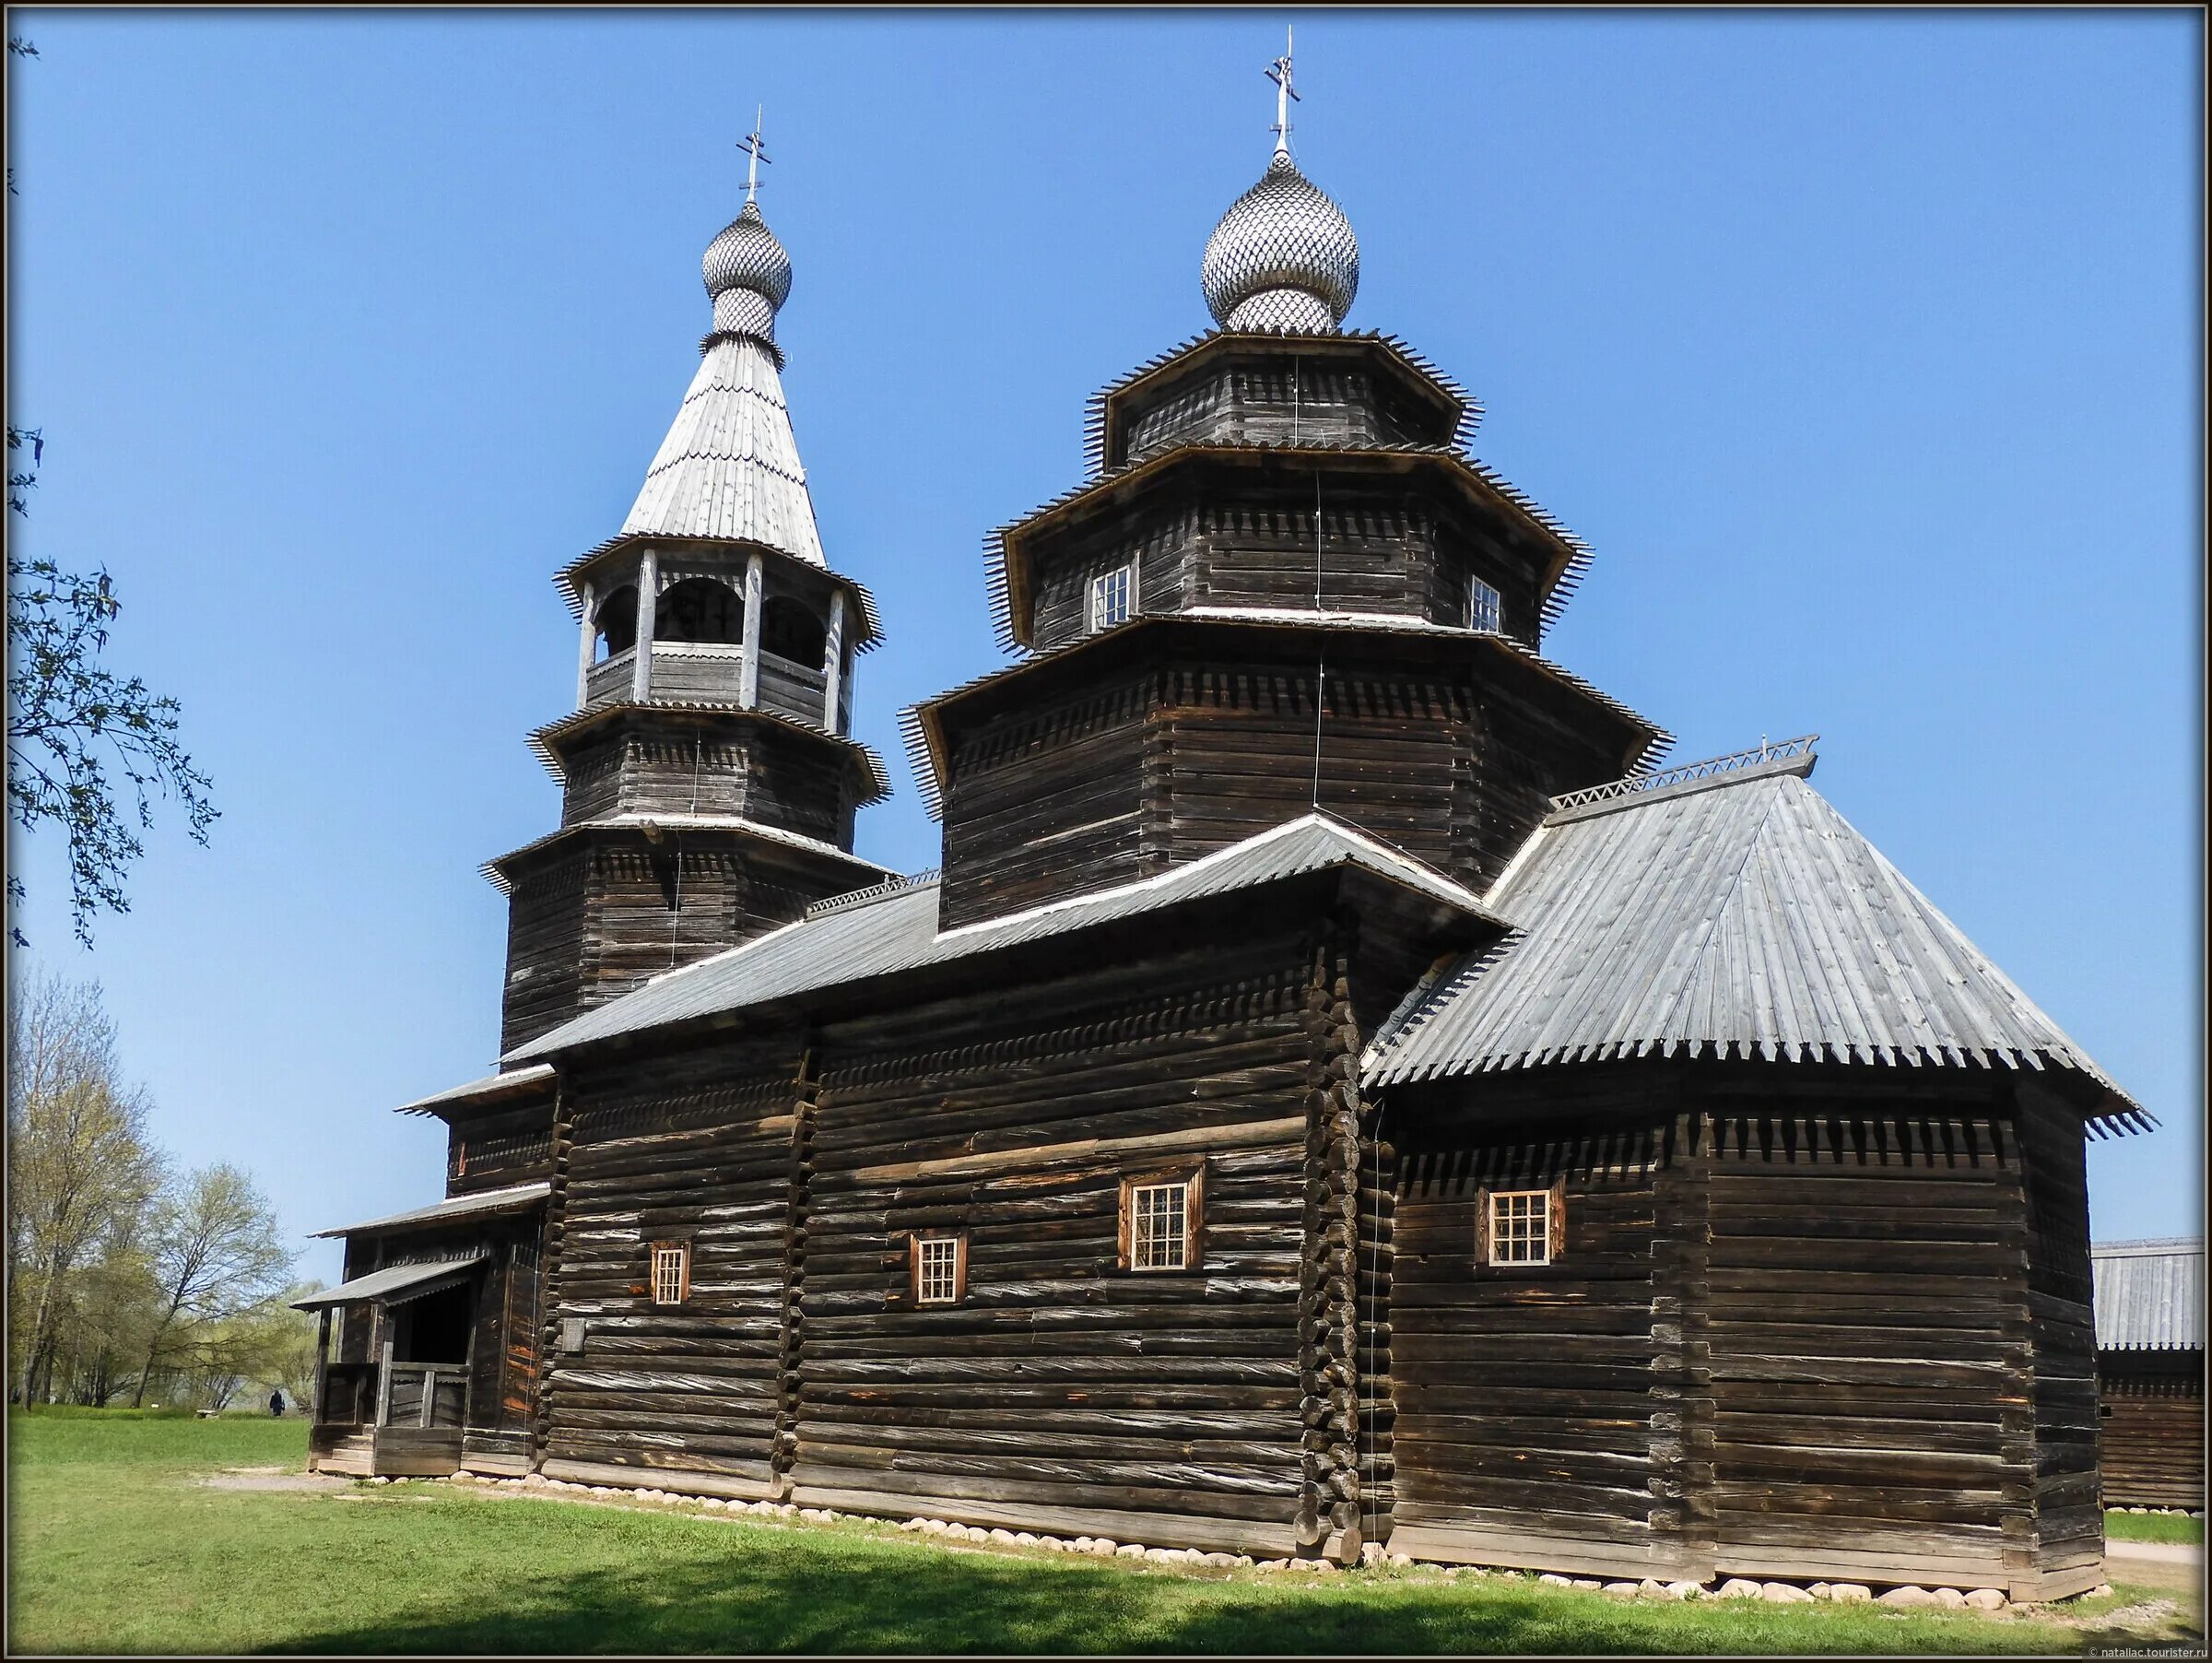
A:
[701,200,791,343]
[1201,149,1359,332]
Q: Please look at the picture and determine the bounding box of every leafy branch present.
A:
[7,426,218,947]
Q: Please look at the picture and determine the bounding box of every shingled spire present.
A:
[619,137,827,567]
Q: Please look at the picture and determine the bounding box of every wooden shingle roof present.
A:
[1365,749,2147,1132]
[503,812,1500,1063]
[619,335,826,565]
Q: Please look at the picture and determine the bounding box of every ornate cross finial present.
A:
[737,106,771,203]
[1266,26,1300,156]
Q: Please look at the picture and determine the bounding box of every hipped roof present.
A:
[1365,750,2146,1132]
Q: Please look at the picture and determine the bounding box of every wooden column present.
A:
[373,1307,395,1430]
[739,551,764,709]
[631,549,659,702]
[573,579,597,708]
[821,591,847,735]
[311,1307,331,1424]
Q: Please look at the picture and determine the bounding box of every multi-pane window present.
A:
[1129,1182,1190,1271]
[650,1242,690,1305]
[1488,1189,1551,1266]
[917,1236,962,1305]
[1090,564,1134,631]
[1468,577,1502,635]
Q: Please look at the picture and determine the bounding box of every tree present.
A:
[130,1163,294,1405]
[7,428,219,948]
[6,969,164,1404]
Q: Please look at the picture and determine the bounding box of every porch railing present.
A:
[384,1362,467,1429]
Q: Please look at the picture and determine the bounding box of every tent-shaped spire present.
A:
[618,191,827,566]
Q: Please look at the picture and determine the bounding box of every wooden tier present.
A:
[930,619,1647,931]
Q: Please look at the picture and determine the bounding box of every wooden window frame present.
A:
[1476,1177,1566,1268]
[1089,562,1135,632]
[1468,576,1503,635]
[907,1232,970,1306]
[1117,1162,1205,1273]
[648,1240,691,1306]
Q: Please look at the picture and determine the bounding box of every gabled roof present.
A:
[1364,745,2147,1132]
[312,1182,551,1239]
[619,335,826,567]
[2092,1238,2204,1351]
[503,811,1501,1063]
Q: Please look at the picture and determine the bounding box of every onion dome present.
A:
[1201,148,1359,333]
[702,199,792,345]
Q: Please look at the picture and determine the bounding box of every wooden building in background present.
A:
[302,78,2153,1600]
[2091,1238,2205,1511]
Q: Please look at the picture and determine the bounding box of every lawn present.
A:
[5,1412,2201,1655]
[2106,1510,2205,1545]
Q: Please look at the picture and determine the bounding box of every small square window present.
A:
[650,1242,690,1305]
[1090,564,1134,631]
[1487,1189,1552,1267]
[1468,578,1502,635]
[915,1235,965,1304]
[1120,1167,1202,1272]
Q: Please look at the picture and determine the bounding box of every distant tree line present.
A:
[7,969,317,1410]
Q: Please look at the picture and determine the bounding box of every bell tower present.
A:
[491,133,892,1053]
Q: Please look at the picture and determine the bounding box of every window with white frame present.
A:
[1120,1166,1205,1272]
[915,1235,964,1305]
[650,1241,690,1305]
[1468,577,1502,635]
[1487,1189,1551,1266]
[1089,563,1134,631]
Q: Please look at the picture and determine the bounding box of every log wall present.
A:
[788,930,1322,1555]
[538,1042,806,1493]
[2097,1353,2205,1509]
[937,642,1626,930]
[1387,1115,1681,1579]
[2016,1077,2105,1592]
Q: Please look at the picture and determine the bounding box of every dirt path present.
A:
[197,1466,350,1493]
[2108,1539,2206,1594]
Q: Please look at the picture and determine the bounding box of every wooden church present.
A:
[300,70,2151,1600]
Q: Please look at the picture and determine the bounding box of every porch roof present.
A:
[291,1256,488,1310]
[311,1181,550,1240]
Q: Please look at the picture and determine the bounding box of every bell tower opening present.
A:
[594,586,639,660]
[660,577,745,645]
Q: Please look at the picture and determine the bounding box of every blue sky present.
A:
[7,10,2201,1281]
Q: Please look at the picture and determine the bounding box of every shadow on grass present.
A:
[260,1524,2074,1658]
[268,1547,1485,1656]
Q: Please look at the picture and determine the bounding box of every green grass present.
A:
[5,1412,2200,1656]
[2106,1509,2205,1545]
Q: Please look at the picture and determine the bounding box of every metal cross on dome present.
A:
[736,107,771,203]
[1266,27,1300,155]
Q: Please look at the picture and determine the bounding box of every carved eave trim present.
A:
[990,442,1590,652]
[1082,329,1483,478]
[554,533,884,652]
[478,812,893,896]
[526,698,892,805]
[898,611,1672,823]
